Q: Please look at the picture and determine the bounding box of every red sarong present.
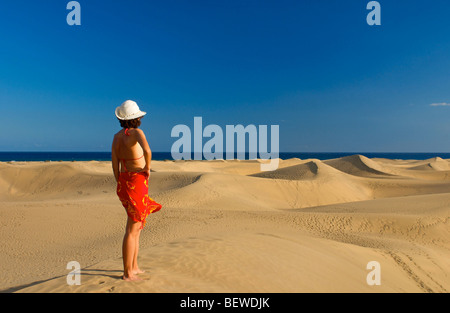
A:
[116,172,162,229]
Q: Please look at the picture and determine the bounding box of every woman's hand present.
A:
[140,167,150,178]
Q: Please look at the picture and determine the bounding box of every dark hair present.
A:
[119,117,142,129]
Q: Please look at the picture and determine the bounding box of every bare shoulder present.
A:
[113,131,121,141]
[112,132,119,147]
[133,128,146,137]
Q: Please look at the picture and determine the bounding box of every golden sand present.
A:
[0,156,449,292]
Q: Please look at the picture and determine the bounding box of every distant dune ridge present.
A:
[0,155,449,293]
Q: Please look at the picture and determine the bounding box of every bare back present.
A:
[114,128,145,172]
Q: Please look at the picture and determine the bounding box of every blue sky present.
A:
[0,0,449,152]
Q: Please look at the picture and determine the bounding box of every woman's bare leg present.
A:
[122,217,142,281]
[132,228,145,275]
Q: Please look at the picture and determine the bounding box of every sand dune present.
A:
[0,161,116,201]
[371,157,450,180]
[324,155,396,177]
[252,159,336,180]
[406,157,450,171]
[1,155,449,293]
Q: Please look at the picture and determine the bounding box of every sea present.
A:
[1,152,450,162]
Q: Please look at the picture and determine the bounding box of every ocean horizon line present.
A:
[1,151,450,162]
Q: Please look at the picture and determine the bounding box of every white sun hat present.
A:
[115,100,147,120]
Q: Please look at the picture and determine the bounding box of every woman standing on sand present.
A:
[111,100,162,281]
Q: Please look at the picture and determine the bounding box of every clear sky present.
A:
[0,0,449,152]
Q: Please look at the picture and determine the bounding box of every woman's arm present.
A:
[135,129,152,177]
[111,135,120,182]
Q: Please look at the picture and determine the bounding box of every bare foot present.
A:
[133,268,146,275]
[122,274,143,281]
